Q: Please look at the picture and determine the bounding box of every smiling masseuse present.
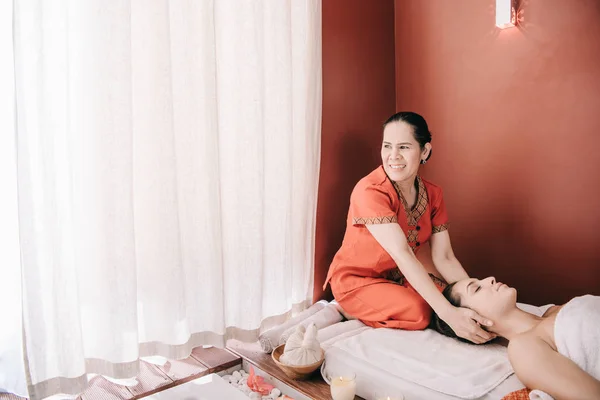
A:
[323,111,493,344]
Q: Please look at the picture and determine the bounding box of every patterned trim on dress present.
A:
[432,223,449,234]
[406,229,419,243]
[386,268,405,284]
[392,175,428,226]
[429,273,448,289]
[384,270,447,290]
[353,215,398,225]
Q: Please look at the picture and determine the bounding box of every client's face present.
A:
[452,276,517,318]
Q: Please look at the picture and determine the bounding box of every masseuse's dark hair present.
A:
[383,111,432,162]
[429,282,471,343]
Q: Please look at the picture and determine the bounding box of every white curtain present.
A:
[0,0,27,397]
[3,1,322,398]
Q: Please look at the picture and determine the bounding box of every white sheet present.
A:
[322,342,526,400]
[321,303,554,400]
[335,328,514,398]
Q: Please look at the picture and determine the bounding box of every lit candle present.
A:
[330,375,356,400]
[376,396,404,400]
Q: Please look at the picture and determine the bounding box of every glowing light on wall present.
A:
[496,0,516,29]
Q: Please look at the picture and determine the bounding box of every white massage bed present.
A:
[259,301,551,400]
[320,330,525,400]
[319,303,551,400]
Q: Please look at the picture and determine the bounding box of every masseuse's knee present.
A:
[407,297,433,330]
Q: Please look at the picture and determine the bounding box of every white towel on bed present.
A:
[258,300,327,353]
[529,295,600,400]
[317,319,366,343]
[317,320,370,351]
[330,328,513,399]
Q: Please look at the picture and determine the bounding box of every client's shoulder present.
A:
[506,332,560,392]
[508,332,550,360]
[508,319,557,355]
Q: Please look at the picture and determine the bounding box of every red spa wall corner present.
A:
[314,0,397,301]
[394,0,600,304]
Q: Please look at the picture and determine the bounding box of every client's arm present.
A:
[429,230,469,284]
[509,335,600,400]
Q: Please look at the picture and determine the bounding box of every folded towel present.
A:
[280,304,343,345]
[529,295,600,400]
[317,319,370,351]
[258,300,327,353]
[317,320,366,344]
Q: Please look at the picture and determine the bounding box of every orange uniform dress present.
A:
[323,166,449,330]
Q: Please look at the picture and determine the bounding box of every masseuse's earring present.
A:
[420,159,427,165]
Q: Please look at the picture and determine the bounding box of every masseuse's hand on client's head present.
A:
[442,306,496,344]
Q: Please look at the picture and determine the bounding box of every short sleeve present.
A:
[349,184,398,226]
[431,190,449,234]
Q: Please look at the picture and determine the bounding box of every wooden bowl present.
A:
[271,344,325,380]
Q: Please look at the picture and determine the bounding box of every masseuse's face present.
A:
[381,121,430,182]
[452,277,517,318]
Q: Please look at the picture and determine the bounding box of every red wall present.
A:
[395,0,600,304]
[314,0,396,301]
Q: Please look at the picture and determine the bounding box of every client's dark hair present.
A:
[429,282,470,343]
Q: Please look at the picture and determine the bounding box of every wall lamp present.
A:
[496,0,516,29]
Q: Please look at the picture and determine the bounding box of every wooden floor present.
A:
[227,340,365,400]
[2,342,366,400]
[0,347,241,400]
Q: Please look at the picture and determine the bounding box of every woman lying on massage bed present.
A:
[431,276,600,399]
